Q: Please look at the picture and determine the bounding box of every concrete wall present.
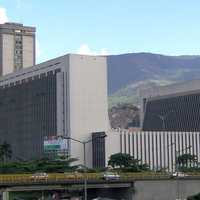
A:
[134,179,200,200]
[69,54,109,168]
[2,34,14,75]
[107,130,200,172]
[105,129,121,166]
[22,35,34,68]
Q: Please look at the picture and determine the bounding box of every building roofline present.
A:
[141,79,200,100]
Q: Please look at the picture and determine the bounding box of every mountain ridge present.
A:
[107,52,200,107]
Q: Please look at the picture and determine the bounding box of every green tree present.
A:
[177,153,197,167]
[108,153,148,172]
[0,141,12,163]
[187,192,200,200]
[108,153,133,168]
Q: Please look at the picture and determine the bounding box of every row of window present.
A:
[14,34,23,70]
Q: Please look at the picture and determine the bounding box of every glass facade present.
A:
[143,92,200,131]
[92,132,106,168]
[0,71,57,160]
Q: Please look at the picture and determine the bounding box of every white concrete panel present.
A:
[129,132,133,156]
[157,132,161,170]
[197,133,200,162]
[168,133,172,172]
[133,132,137,159]
[189,132,193,154]
[153,132,157,170]
[141,132,145,164]
[186,133,190,154]
[22,35,34,68]
[149,132,153,170]
[105,130,120,166]
[68,55,108,168]
[182,132,186,154]
[145,132,150,167]
[171,133,175,172]
[137,132,142,160]
[160,133,164,169]
[2,34,14,75]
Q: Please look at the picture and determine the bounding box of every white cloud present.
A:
[77,44,108,55]
[0,7,8,24]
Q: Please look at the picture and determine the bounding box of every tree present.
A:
[108,153,149,172]
[108,153,133,168]
[187,192,200,200]
[0,141,12,163]
[177,153,197,168]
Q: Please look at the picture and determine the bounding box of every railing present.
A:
[0,172,199,184]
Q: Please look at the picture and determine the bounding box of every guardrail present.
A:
[0,172,199,184]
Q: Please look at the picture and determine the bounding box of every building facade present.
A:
[140,80,200,131]
[107,130,200,172]
[0,54,108,167]
[0,22,35,75]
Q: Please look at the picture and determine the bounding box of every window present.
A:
[14,34,23,70]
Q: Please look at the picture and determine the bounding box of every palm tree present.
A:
[0,141,12,163]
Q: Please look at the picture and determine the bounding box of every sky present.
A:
[0,0,200,63]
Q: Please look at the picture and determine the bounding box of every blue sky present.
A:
[0,0,200,63]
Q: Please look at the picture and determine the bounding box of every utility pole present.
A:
[62,134,107,200]
[168,143,192,200]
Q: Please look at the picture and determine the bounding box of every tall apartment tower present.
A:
[0,22,36,76]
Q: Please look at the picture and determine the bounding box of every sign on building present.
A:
[44,136,68,152]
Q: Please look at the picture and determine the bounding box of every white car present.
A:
[31,172,48,180]
[103,172,120,180]
[172,172,188,177]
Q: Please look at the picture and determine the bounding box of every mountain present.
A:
[108,104,140,129]
[107,53,200,107]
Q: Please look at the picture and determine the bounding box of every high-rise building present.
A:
[140,80,200,131]
[0,22,35,75]
[0,54,108,168]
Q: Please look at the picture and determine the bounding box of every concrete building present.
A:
[140,80,200,131]
[0,22,35,75]
[0,54,108,168]
[107,129,200,172]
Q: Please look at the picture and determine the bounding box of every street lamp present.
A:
[62,134,107,200]
[152,110,175,131]
[168,143,192,172]
[168,143,192,200]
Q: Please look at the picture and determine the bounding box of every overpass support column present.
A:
[2,191,9,200]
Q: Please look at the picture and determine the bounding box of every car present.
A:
[102,172,120,180]
[31,172,48,180]
[171,172,188,178]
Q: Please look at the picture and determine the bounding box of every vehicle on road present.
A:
[171,172,188,178]
[102,172,120,180]
[31,172,48,180]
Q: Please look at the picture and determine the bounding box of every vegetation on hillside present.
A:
[108,103,140,129]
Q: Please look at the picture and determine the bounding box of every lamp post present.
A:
[152,110,175,131]
[168,143,192,172]
[62,134,107,200]
[168,143,192,200]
